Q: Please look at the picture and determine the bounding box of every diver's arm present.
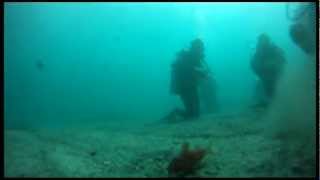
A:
[196,59,212,78]
[194,66,209,78]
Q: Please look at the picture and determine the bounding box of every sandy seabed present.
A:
[4,108,315,177]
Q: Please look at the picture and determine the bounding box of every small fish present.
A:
[36,60,44,71]
[89,151,97,157]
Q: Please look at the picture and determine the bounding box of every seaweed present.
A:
[167,142,208,177]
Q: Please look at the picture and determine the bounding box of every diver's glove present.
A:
[194,66,210,78]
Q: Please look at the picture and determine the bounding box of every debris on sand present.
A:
[167,142,209,177]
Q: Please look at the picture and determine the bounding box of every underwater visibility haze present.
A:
[4,2,317,177]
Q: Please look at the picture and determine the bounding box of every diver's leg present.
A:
[161,107,185,122]
[190,89,200,118]
[182,90,199,119]
[180,93,191,119]
[263,80,276,100]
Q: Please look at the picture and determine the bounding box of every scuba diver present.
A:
[250,33,287,106]
[164,38,210,121]
[288,3,316,56]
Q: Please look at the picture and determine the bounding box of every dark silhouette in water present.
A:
[289,4,316,56]
[250,33,286,104]
[164,38,209,121]
[290,23,314,55]
[167,142,207,177]
[89,151,97,157]
[35,59,45,71]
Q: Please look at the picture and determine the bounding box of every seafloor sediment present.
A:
[4,108,315,177]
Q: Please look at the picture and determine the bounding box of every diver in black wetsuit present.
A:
[165,38,209,121]
[288,3,316,56]
[250,33,287,105]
